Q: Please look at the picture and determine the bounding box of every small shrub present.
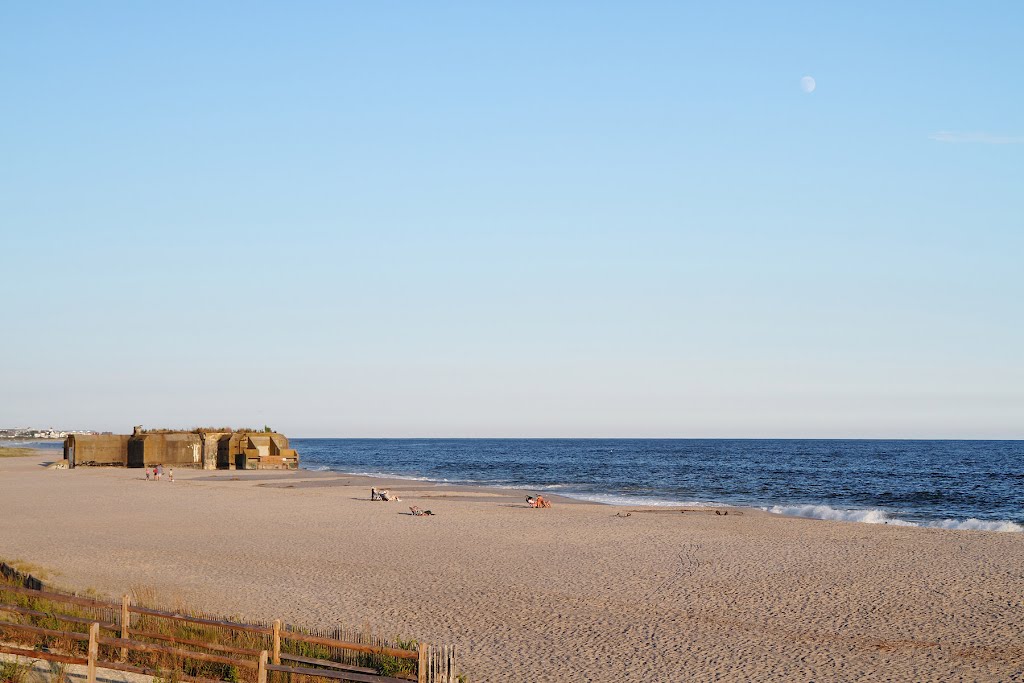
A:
[0,660,33,683]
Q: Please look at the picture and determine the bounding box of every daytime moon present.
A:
[801,75,816,93]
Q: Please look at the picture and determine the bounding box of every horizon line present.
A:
[291,435,1023,441]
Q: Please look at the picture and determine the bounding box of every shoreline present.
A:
[298,465,1023,533]
[3,452,1023,681]
[11,440,1023,532]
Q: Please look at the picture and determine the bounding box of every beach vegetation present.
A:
[137,426,281,434]
[0,563,424,682]
[0,446,38,458]
[282,626,419,679]
[3,560,51,582]
[370,637,418,677]
[0,659,33,683]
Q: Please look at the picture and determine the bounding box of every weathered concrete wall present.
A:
[127,433,202,468]
[198,432,228,470]
[216,434,235,469]
[64,435,129,467]
[69,428,297,470]
[217,432,298,470]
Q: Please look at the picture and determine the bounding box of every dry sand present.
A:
[1,453,1022,682]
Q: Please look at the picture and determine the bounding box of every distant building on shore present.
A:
[1,427,76,439]
[63,426,299,470]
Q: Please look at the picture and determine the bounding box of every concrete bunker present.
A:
[64,426,298,470]
[63,434,130,468]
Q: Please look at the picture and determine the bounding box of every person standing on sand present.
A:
[168,468,174,482]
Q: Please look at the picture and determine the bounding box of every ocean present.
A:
[294,438,1024,532]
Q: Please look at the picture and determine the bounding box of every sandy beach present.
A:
[1,452,1021,682]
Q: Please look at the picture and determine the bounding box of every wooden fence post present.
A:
[87,622,99,683]
[418,642,428,683]
[257,649,268,683]
[272,619,281,665]
[120,594,130,661]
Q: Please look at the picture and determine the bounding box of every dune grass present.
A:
[3,560,52,582]
[0,659,34,683]
[0,446,40,458]
[0,563,421,681]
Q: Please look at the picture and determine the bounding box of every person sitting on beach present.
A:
[527,495,552,508]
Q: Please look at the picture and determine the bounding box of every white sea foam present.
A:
[927,518,1024,533]
[561,492,722,508]
[345,471,437,482]
[299,461,1023,532]
[766,504,916,526]
[301,466,437,482]
[766,504,1022,533]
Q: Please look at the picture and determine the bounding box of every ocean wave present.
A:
[321,469,442,483]
[2,441,61,449]
[926,518,1024,533]
[766,504,916,526]
[299,460,1022,531]
[766,504,1022,533]
[560,492,723,508]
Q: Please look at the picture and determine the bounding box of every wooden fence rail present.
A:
[127,603,274,635]
[0,582,119,610]
[93,658,226,683]
[0,579,458,682]
[279,651,379,674]
[128,627,264,656]
[0,621,264,683]
[282,630,419,660]
[266,663,412,683]
[0,601,117,630]
[0,621,89,642]
[97,634,260,669]
[0,643,87,666]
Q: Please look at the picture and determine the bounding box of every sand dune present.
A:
[1,453,1021,681]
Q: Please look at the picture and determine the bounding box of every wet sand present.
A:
[1,453,1022,681]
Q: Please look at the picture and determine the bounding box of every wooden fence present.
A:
[0,565,458,683]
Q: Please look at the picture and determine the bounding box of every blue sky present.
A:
[2,2,1021,437]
